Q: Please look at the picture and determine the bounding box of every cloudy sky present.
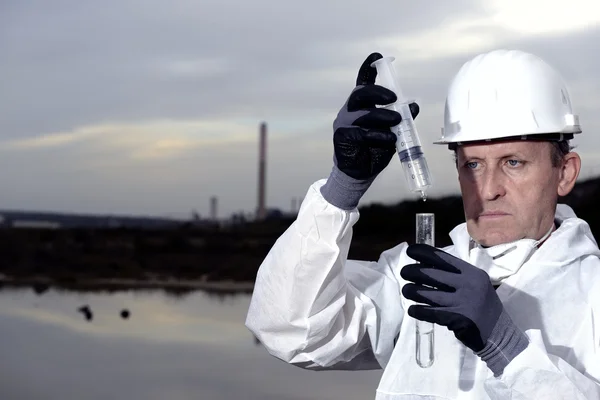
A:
[2,0,600,219]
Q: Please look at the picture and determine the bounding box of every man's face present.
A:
[457,140,569,247]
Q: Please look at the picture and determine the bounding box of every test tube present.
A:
[415,213,435,368]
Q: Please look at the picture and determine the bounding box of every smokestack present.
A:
[257,121,267,220]
[210,196,218,221]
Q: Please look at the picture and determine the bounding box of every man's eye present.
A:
[507,159,521,167]
[466,162,478,169]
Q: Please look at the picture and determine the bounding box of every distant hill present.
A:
[0,209,184,229]
[0,175,598,292]
[0,175,598,234]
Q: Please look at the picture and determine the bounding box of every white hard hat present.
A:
[434,49,581,147]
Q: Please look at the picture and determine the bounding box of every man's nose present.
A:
[479,166,506,200]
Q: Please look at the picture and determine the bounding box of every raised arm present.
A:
[245,180,407,370]
[245,52,420,370]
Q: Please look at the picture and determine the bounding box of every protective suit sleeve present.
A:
[245,179,406,370]
[484,287,600,399]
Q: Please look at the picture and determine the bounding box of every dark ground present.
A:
[1,176,599,293]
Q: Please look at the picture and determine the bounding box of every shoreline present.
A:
[0,275,255,294]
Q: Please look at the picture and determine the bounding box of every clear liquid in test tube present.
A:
[415,213,435,368]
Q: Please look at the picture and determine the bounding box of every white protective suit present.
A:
[245,179,600,399]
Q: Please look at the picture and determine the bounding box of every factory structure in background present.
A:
[210,196,218,221]
[256,121,267,221]
[254,121,302,221]
[0,120,303,230]
[209,120,302,224]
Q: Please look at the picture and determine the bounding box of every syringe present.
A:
[371,56,433,201]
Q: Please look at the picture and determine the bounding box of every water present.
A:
[415,329,435,368]
[0,287,382,400]
[415,213,435,368]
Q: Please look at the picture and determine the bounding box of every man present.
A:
[245,49,600,399]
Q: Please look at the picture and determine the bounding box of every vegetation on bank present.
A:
[1,176,599,292]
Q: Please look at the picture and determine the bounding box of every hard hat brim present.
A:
[433,131,580,147]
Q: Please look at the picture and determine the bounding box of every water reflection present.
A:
[77,304,93,321]
[0,286,382,400]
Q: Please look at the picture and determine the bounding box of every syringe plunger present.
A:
[370,56,406,102]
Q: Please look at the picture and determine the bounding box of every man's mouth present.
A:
[479,211,509,218]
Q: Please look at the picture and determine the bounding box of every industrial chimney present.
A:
[256,122,267,220]
[210,196,218,221]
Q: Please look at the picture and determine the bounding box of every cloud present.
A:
[154,57,234,79]
[0,118,262,156]
[0,0,477,137]
[1,0,599,217]
[484,0,600,35]
[1,129,97,150]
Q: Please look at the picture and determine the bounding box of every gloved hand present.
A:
[400,244,529,377]
[320,52,420,210]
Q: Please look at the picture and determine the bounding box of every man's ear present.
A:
[557,152,581,197]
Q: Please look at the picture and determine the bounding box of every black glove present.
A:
[401,244,529,376]
[320,52,420,210]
